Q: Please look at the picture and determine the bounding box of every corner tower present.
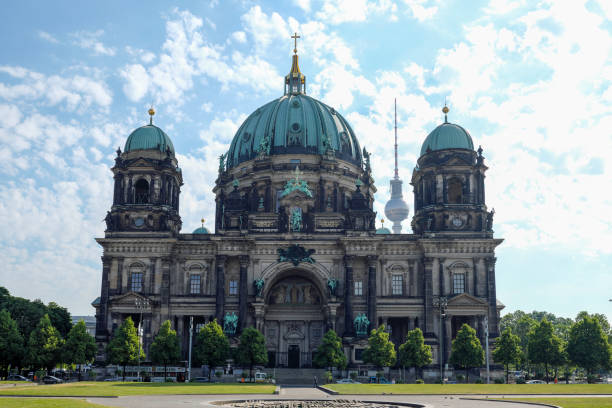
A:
[104,109,183,237]
[411,106,493,235]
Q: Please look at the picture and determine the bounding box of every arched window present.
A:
[448,178,463,204]
[135,179,149,204]
[129,263,145,293]
[453,273,465,294]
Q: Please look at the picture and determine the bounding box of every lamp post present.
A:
[135,298,150,382]
[188,316,194,382]
[433,296,448,384]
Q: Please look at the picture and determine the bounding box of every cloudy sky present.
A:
[0,0,610,319]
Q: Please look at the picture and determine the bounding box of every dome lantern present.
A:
[285,32,306,95]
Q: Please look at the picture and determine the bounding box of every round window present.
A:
[291,123,301,132]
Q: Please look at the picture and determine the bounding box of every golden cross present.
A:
[291,32,300,54]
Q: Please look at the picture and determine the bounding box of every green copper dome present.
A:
[124,124,175,155]
[192,226,210,234]
[420,122,474,157]
[376,227,391,234]
[226,94,362,168]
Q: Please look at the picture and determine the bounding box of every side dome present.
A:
[124,124,175,155]
[420,122,473,157]
[226,94,362,168]
[192,226,210,234]
[376,227,391,234]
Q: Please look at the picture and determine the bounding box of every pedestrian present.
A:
[314,375,318,388]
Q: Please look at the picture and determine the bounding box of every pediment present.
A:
[111,292,151,306]
[447,293,487,306]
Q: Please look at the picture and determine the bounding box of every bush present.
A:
[587,374,598,384]
[516,377,526,384]
[456,374,464,382]
[215,371,222,379]
[494,377,505,384]
[416,379,424,384]
[475,378,483,384]
[324,371,333,383]
[349,371,357,381]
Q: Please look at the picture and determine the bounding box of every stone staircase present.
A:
[271,368,327,385]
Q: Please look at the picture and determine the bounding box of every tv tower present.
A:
[384,99,409,233]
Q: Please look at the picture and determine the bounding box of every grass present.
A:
[0,398,112,408]
[507,397,612,408]
[325,383,612,395]
[0,381,276,397]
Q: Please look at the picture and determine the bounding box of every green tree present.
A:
[46,302,72,339]
[149,320,181,381]
[493,327,522,384]
[449,323,484,383]
[528,319,563,383]
[501,311,536,370]
[398,328,432,382]
[106,317,145,381]
[236,327,267,380]
[576,311,611,343]
[25,314,64,371]
[567,316,611,378]
[313,330,347,370]
[63,320,97,380]
[0,309,24,378]
[362,325,396,378]
[194,319,230,380]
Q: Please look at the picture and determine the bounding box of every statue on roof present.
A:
[281,166,313,198]
[218,153,227,173]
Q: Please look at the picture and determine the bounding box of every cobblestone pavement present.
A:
[83,387,556,408]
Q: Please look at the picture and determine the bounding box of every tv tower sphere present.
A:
[384,99,410,233]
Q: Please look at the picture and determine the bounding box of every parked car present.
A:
[6,375,29,382]
[336,378,360,384]
[42,375,63,384]
[526,380,546,384]
[192,377,210,383]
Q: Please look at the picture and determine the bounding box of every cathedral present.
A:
[94,40,503,374]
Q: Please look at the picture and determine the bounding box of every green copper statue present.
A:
[290,208,302,232]
[354,313,370,336]
[218,153,227,173]
[223,312,238,335]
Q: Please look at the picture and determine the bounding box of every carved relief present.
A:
[268,277,321,305]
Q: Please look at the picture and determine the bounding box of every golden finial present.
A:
[381,218,385,227]
[201,218,205,228]
[291,32,300,54]
[148,106,155,125]
[442,99,449,123]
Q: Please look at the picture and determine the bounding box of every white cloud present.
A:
[402,0,438,21]
[71,30,116,56]
[120,64,150,102]
[125,46,156,63]
[241,6,289,50]
[38,30,59,44]
[293,0,311,12]
[231,31,247,43]
[316,0,397,24]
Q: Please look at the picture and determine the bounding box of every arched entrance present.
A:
[262,272,327,368]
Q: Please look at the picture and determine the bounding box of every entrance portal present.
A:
[288,345,300,368]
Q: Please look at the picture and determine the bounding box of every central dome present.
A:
[226,94,362,169]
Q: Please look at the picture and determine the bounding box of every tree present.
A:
[313,330,347,370]
[0,309,24,378]
[63,320,97,380]
[398,328,432,382]
[106,317,144,381]
[236,327,267,380]
[46,302,72,339]
[449,323,484,383]
[493,327,522,383]
[362,325,396,379]
[25,314,64,371]
[576,311,612,343]
[528,319,563,383]
[194,320,230,380]
[149,320,181,381]
[567,316,611,378]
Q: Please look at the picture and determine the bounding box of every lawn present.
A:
[507,397,612,408]
[0,381,276,397]
[326,383,612,395]
[0,398,112,408]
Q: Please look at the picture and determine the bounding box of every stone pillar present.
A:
[215,255,227,323]
[473,257,479,297]
[239,255,249,331]
[444,317,452,364]
[148,258,156,295]
[367,255,378,330]
[160,257,171,323]
[486,257,498,337]
[343,255,354,336]
[117,257,124,294]
[96,256,111,340]
[439,258,445,296]
[423,257,434,336]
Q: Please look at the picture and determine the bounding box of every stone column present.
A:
[439,258,445,296]
[148,258,156,295]
[239,255,249,331]
[485,257,499,337]
[117,257,124,294]
[96,256,111,340]
[423,257,434,336]
[444,317,452,364]
[367,255,378,330]
[160,257,171,323]
[215,255,227,323]
[473,257,480,297]
[343,255,354,336]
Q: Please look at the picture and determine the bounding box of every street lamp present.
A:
[433,296,448,384]
[484,315,490,384]
[188,316,194,382]
[135,298,150,382]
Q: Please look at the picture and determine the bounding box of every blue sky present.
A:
[0,0,610,319]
